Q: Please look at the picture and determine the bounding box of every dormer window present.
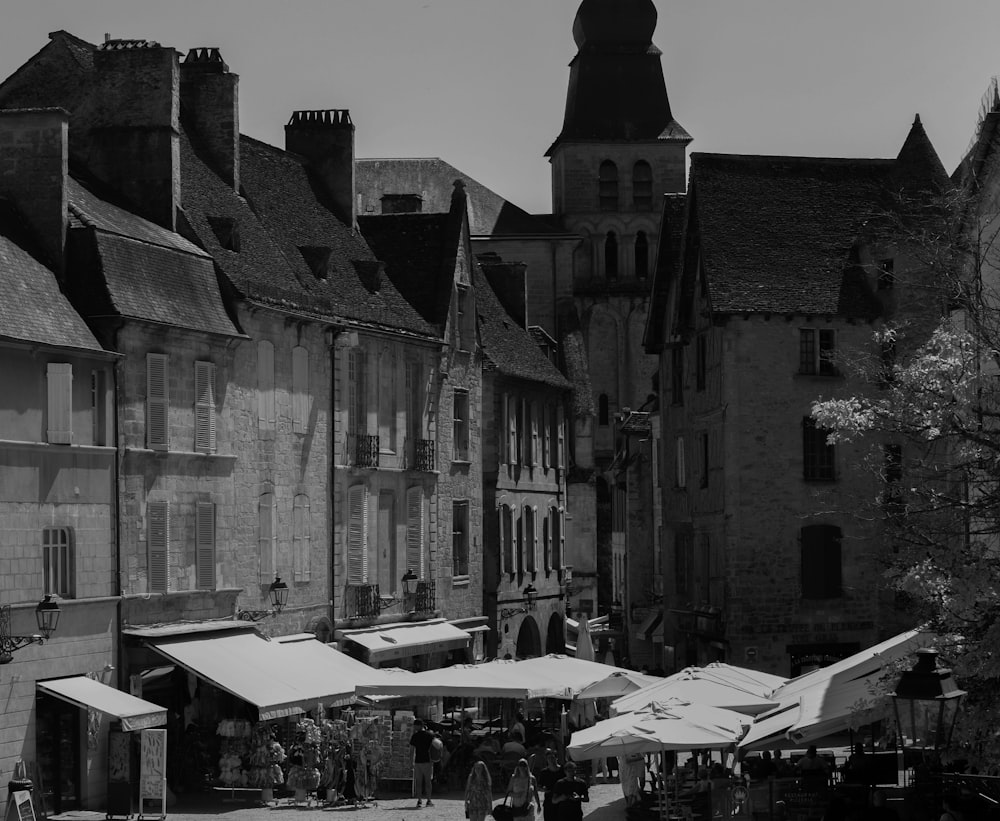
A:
[300,246,332,279]
[599,161,618,211]
[207,216,240,251]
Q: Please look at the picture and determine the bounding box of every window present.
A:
[599,394,610,426]
[675,437,686,488]
[802,417,836,481]
[147,501,169,593]
[503,394,518,465]
[46,362,73,444]
[208,215,240,251]
[90,369,108,446]
[633,161,653,210]
[696,335,707,391]
[530,402,540,467]
[258,492,276,582]
[407,360,424,443]
[292,346,309,434]
[605,232,619,280]
[499,504,514,575]
[299,246,331,279]
[347,485,369,584]
[406,486,425,580]
[520,399,531,465]
[194,361,216,453]
[257,341,275,430]
[635,231,649,279]
[42,527,74,598]
[671,347,684,405]
[799,329,837,376]
[453,390,470,462]
[524,506,537,574]
[456,286,469,350]
[146,354,168,450]
[378,348,397,452]
[516,511,525,576]
[599,160,618,211]
[675,531,693,596]
[877,258,895,290]
[349,348,367,434]
[453,501,469,577]
[555,405,566,470]
[196,501,216,590]
[698,431,709,488]
[292,494,311,582]
[801,524,843,598]
[553,507,564,570]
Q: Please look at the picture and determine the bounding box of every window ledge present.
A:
[125,447,238,460]
[0,440,117,454]
[452,575,471,587]
[452,459,472,466]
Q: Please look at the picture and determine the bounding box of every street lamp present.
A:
[500,585,539,620]
[892,648,966,752]
[401,570,418,595]
[0,595,62,664]
[237,576,289,622]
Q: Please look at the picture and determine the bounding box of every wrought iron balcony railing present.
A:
[348,433,380,468]
[414,580,436,613]
[412,438,436,472]
[350,583,381,619]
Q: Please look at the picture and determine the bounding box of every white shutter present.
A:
[406,486,425,580]
[347,485,368,584]
[196,501,216,590]
[194,361,216,453]
[46,362,73,444]
[146,354,168,450]
[259,492,276,582]
[293,494,311,582]
[292,346,309,434]
[148,501,169,592]
[257,341,275,428]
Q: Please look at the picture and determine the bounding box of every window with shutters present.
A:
[378,348,397,452]
[347,484,369,584]
[543,515,551,572]
[258,492,276,582]
[349,348,367,434]
[453,500,469,577]
[147,500,169,593]
[194,361,216,453]
[407,360,424,442]
[406,486,425,580]
[801,524,843,598]
[499,504,514,575]
[196,502,216,590]
[542,404,552,469]
[555,406,566,470]
[530,403,539,467]
[453,390,470,462]
[90,369,109,446]
[292,346,309,434]
[146,354,168,450]
[675,436,686,488]
[257,341,275,431]
[515,512,525,577]
[46,362,73,444]
[42,527,74,598]
[524,506,537,575]
[520,399,531,466]
[293,494,311,582]
[553,507,563,570]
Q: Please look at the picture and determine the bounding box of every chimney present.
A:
[285,110,355,226]
[0,108,69,273]
[180,47,239,192]
[87,39,180,230]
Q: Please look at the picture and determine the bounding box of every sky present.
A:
[3,0,1000,215]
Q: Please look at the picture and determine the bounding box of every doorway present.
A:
[36,692,82,815]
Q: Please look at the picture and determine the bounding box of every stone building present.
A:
[644,118,950,676]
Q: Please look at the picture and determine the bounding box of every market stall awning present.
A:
[146,631,332,720]
[612,664,782,717]
[337,618,471,664]
[38,676,167,732]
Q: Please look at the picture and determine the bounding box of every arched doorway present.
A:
[546,612,566,654]
[515,616,541,659]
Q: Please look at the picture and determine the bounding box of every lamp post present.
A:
[237,576,289,622]
[892,648,966,753]
[500,585,539,620]
[0,595,62,664]
[401,570,417,595]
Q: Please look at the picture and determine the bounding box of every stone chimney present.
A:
[285,110,355,226]
[0,108,69,273]
[87,39,180,230]
[180,47,239,192]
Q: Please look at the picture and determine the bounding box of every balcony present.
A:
[347,433,380,468]
[349,583,382,619]
[411,438,436,472]
[414,580,436,614]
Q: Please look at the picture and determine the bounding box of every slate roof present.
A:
[0,31,95,111]
[473,265,571,391]
[0,199,105,352]
[356,158,571,238]
[690,153,891,317]
[66,177,240,337]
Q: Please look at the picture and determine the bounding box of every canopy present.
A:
[576,670,662,700]
[355,654,635,700]
[612,663,784,716]
[337,618,471,664]
[568,699,750,760]
[739,628,933,750]
[38,677,167,732]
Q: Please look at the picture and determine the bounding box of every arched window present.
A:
[605,232,619,280]
[599,394,610,426]
[635,231,649,280]
[599,161,618,211]
[633,161,653,210]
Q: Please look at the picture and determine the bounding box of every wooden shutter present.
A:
[521,399,531,466]
[46,362,73,444]
[530,402,539,467]
[525,507,537,573]
[292,346,309,434]
[194,361,216,452]
[258,492,276,582]
[508,396,519,463]
[541,404,551,469]
[349,348,367,434]
[148,501,169,592]
[406,486,425,580]
[257,341,275,428]
[196,502,216,590]
[516,511,524,575]
[543,515,551,571]
[556,507,565,569]
[293,494,311,582]
[347,485,368,584]
[146,354,168,450]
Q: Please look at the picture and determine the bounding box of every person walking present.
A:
[536,749,564,821]
[507,758,542,821]
[465,760,494,821]
[551,761,589,821]
[409,718,435,808]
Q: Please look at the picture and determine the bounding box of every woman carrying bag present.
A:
[502,758,541,821]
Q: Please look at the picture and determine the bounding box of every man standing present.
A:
[409,718,434,808]
[552,761,589,821]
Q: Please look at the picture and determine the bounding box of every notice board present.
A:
[139,729,167,819]
[4,791,36,821]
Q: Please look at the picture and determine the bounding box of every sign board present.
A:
[139,729,167,819]
[5,791,36,821]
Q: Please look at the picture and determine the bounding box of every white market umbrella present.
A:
[612,666,780,716]
[576,670,662,700]
[576,617,595,662]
